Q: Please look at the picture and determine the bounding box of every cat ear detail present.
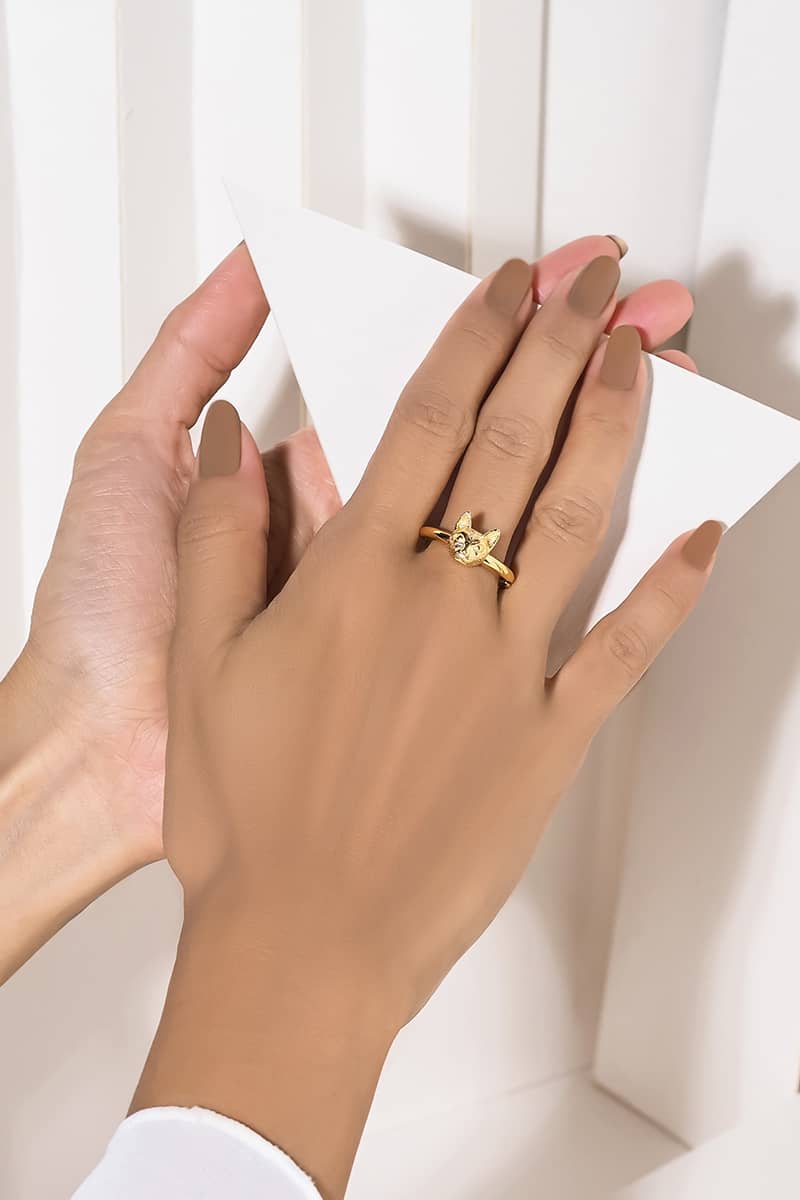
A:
[484,529,501,552]
[455,511,473,531]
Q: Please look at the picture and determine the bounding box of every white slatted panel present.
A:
[0,2,751,1195]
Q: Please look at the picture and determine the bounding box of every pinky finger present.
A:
[553,520,725,730]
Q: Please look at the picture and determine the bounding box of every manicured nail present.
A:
[567,255,620,318]
[599,326,642,390]
[199,400,241,478]
[606,234,629,259]
[681,520,725,570]
[486,258,531,315]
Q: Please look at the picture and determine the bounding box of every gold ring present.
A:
[419,511,515,588]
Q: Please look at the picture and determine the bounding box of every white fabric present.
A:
[72,1107,322,1200]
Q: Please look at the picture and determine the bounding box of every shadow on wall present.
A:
[619,250,800,1138]
[390,205,470,270]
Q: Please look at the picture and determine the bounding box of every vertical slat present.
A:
[470,0,544,274]
[192,0,304,274]
[542,0,728,285]
[300,0,365,425]
[192,0,305,446]
[5,0,124,616]
[117,0,195,374]
[303,0,365,226]
[0,0,22,673]
[362,0,472,267]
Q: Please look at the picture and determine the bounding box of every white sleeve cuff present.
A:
[72,1106,323,1199]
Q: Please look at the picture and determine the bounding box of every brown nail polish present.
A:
[599,326,642,390]
[567,255,620,318]
[681,520,725,570]
[486,258,531,316]
[606,234,629,259]
[199,400,241,478]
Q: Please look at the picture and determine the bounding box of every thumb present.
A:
[175,400,268,666]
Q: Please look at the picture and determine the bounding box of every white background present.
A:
[1,2,799,1197]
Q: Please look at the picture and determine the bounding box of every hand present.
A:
[0,246,338,981]
[132,250,717,1198]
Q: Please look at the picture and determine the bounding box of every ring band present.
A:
[419,511,516,588]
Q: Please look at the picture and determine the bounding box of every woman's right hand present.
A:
[133,253,720,1199]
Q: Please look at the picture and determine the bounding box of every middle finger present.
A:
[441,255,621,561]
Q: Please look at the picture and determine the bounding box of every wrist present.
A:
[0,649,143,982]
[133,889,398,1199]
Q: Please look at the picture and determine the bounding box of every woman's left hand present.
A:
[132,249,712,1200]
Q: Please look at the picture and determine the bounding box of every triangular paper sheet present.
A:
[230,183,800,658]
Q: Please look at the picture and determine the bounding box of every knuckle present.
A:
[177,506,250,557]
[578,407,634,439]
[532,492,606,548]
[651,580,685,621]
[538,328,582,367]
[72,413,144,478]
[160,304,228,378]
[605,622,651,682]
[473,410,548,463]
[453,321,506,356]
[395,379,471,450]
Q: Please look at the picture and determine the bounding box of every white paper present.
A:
[229,186,800,659]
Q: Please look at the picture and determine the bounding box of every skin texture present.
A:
[0,235,698,984]
[132,257,720,1199]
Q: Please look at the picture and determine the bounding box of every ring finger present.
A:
[508,324,645,636]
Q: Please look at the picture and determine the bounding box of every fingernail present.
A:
[681,520,725,571]
[486,258,531,315]
[199,400,241,478]
[599,326,642,390]
[567,255,620,317]
[606,234,629,259]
